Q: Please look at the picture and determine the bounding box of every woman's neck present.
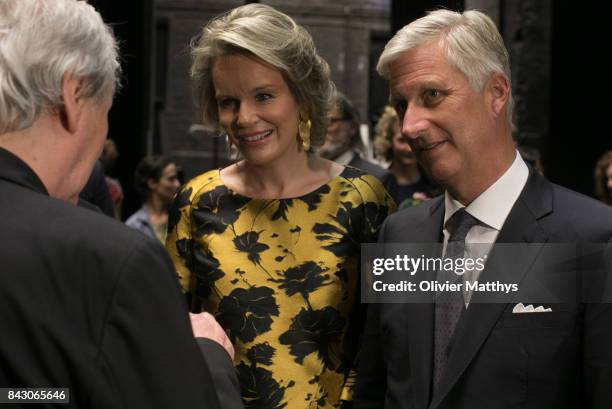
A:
[147,194,168,216]
[223,153,340,199]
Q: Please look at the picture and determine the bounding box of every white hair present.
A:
[0,0,120,134]
[378,9,514,124]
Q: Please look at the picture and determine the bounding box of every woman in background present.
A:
[373,106,437,208]
[125,155,181,243]
[166,4,393,408]
[594,150,612,205]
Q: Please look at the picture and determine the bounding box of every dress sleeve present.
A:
[98,238,226,409]
[165,184,196,295]
[358,175,397,243]
[340,175,396,403]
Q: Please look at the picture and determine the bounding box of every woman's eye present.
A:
[255,93,273,102]
[218,98,238,110]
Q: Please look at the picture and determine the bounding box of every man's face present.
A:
[319,105,355,159]
[388,41,496,189]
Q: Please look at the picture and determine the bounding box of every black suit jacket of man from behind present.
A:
[0,147,242,409]
[353,169,612,409]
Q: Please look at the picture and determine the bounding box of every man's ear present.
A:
[59,73,87,134]
[486,72,510,117]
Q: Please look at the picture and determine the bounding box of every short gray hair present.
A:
[190,3,334,148]
[378,9,513,124]
[0,0,120,135]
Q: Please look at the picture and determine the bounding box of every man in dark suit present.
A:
[320,93,395,194]
[354,9,612,409]
[0,1,242,408]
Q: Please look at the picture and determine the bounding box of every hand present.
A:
[189,312,235,359]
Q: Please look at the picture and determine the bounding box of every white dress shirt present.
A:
[442,152,529,305]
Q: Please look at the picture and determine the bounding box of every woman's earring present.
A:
[225,133,239,160]
[298,118,312,151]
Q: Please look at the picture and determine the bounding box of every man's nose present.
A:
[401,104,428,139]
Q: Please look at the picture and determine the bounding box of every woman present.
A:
[125,155,181,243]
[166,4,394,408]
[594,150,612,205]
[373,105,438,208]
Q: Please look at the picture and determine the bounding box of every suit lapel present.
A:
[404,197,445,409]
[427,171,553,409]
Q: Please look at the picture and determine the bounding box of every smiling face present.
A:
[389,118,417,167]
[211,53,302,167]
[388,40,507,195]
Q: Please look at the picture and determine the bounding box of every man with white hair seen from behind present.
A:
[354,8,612,409]
[0,1,242,407]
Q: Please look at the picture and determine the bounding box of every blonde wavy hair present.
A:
[190,4,334,148]
[373,106,400,162]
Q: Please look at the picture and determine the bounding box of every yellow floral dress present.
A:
[166,166,394,409]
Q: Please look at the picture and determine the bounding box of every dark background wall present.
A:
[89,0,153,217]
[89,0,612,219]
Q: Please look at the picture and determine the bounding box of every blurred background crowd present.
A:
[84,0,611,221]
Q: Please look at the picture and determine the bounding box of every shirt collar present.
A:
[444,151,529,230]
[335,150,357,166]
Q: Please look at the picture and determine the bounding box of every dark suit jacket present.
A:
[79,160,114,218]
[354,170,612,409]
[348,153,396,200]
[0,147,242,408]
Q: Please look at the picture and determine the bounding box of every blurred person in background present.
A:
[125,155,181,243]
[100,138,124,219]
[373,105,438,208]
[79,159,114,216]
[319,92,395,192]
[166,4,394,408]
[0,0,240,407]
[594,150,612,205]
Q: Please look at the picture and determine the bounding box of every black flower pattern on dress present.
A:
[217,286,279,343]
[276,261,331,299]
[272,199,293,221]
[193,186,250,236]
[234,230,270,266]
[175,238,224,298]
[168,187,192,232]
[247,343,275,366]
[312,201,360,257]
[237,362,288,409]
[361,201,389,242]
[296,184,331,211]
[279,307,346,370]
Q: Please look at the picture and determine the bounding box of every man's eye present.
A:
[218,98,238,110]
[424,89,443,105]
[394,100,407,116]
[255,93,273,102]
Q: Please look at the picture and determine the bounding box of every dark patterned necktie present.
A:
[433,209,480,387]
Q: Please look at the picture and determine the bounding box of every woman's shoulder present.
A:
[178,169,225,201]
[336,166,395,207]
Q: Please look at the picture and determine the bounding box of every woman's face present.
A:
[211,53,301,166]
[390,119,417,167]
[606,164,612,194]
[150,163,180,205]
